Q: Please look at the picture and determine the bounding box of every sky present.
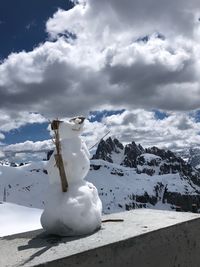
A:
[1,0,200,160]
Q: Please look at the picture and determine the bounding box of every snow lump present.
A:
[41,117,102,236]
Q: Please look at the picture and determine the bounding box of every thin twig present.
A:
[51,120,68,192]
[89,130,110,151]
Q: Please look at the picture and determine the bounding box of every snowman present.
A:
[41,116,102,236]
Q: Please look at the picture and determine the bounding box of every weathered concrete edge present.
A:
[28,215,200,267]
[1,210,200,267]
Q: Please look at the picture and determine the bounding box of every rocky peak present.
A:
[145,146,178,162]
[188,148,200,169]
[92,137,200,187]
[92,137,124,163]
[122,141,145,168]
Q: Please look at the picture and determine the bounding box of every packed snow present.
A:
[1,133,200,236]
[41,118,102,236]
[140,153,161,161]
[0,161,48,208]
[89,159,199,213]
[0,202,42,237]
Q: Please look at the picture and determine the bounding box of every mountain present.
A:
[92,138,200,184]
[1,138,200,214]
[177,148,200,170]
[188,148,200,170]
[92,138,200,212]
[0,162,48,208]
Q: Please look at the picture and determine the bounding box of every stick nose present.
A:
[77,116,85,124]
[70,116,85,124]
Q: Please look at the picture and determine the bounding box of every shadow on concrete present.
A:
[2,229,98,266]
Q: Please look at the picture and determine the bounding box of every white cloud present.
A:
[3,140,53,153]
[0,150,5,159]
[0,133,5,140]
[0,0,200,149]
[84,110,200,151]
[14,152,47,162]
[2,109,200,159]
[0,0,199,123]
[0,111,47,132]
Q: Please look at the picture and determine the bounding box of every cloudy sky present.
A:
[0,0,200,160]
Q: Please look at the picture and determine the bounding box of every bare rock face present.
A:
[122,142,145,168]
[91,137,200,212]
[92,138,200,185]
[188,148,200,169]
[45,136,200,213]
[145,146,200,187]
[92,137,124,163]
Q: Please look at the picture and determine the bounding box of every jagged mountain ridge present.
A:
[188,148,200,170]
[1,137,200,214]
[92,137,200,184]
[177,148,200,170]
[91,137,200,212]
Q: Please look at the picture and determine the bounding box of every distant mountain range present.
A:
[91,137,200,212]
[1,138,200,214]
[188,148,200,170]
[92,137,200,183]
[177,148,200,170]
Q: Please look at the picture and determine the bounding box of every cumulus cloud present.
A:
[0,0,200,153]
[84,110,200,152]
[0,150,5,159]
[0,111,47,132]
[0,0,199,123]
[0,133,5,140]
[1,109,200,159]
[3,140,53,153]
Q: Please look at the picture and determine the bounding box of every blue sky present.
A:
[0,0,72,145]
[3,123,50,145]
[2,109,171,145]
[0,0,200,157]
[0,0,73,59]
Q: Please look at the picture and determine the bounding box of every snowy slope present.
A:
[1,136,200,237]
[0,202,42,237]
[1,159,200,215]
[89,159,200,213]
[0,161,48,208]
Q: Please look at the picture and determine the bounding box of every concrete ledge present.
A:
[1,209,200,267]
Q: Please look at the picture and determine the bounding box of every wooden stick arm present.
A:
[54,154,68,192]
[51,119,68,193]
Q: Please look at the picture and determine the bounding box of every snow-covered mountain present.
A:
[92,137,200,212]
[0,202,42,237]
[188,148,200,170]
[0,161,48,208]
[92,137,200,183]
[1,138,200,214]
[177,148,200,170]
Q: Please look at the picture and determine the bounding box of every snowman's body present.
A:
[41,118,102,236]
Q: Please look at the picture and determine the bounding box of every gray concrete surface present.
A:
[1,209,200,267]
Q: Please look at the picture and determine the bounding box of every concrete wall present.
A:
[1,209,200,267]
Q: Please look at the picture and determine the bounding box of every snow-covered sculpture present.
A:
[41,116,102,236]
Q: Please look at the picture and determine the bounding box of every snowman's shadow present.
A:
[14,229,96,266]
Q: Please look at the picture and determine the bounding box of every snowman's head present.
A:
[54,116,85,139]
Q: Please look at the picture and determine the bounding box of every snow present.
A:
[1,128,200,236]
[1,158,199,217]
[110,148,124,165]
[88,159,199,213]
[41,118,102,236]
[0,161,48,208]
[41,181,102,236]
[141,153,161,161]
[196,164,200,169]
[0,202,42,237]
